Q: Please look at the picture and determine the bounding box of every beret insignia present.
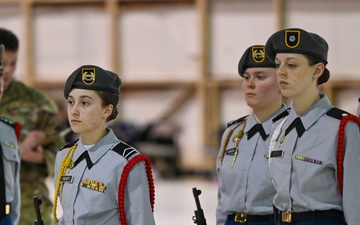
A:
[285,30,300,48]
[252,46,265,63]
[82,68,96,85]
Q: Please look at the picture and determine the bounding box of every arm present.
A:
[342,120,360,225]
[125,161,155,225]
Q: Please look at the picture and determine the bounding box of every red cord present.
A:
[337,114,360,196]
[14,122,21,142]
[118,154,155,225]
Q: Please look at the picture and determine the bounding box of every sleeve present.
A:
[216,129,230,225]
[125,162,155,225]
[11,150,21,225]
[342,120,360,225]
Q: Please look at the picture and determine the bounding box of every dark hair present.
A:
[0,28,19,51]
[304,55,330,85]
[97,91,119,122]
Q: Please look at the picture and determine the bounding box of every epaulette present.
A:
[227,115,247,128]
[0,117,14,127]
[112,142,140,161]
[272,108,290,123]
[59,139,78,151]
[326,107,351,120]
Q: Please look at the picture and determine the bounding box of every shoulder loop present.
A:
[60,139,78,151]
[326,107,351,120]
[227,115,247,128]
[272,108,290,123]
[112,142,139,161]
[0,117,14,127]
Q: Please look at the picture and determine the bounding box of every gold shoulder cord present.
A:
[52,144,77,224]
[220,120,246,165]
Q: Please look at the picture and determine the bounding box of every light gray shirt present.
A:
[1,118,21,225]
[269,94,360,225]
[216,105,287,225]
[54,129,155,225]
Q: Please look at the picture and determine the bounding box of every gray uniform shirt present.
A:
[216,105,287,225]
[0,118,20,225]
[54,129,155,225]
[269,94,360,225]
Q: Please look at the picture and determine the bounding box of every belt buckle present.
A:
[5,204,10,215]
[281,212,292,223]
[234,213,247,223]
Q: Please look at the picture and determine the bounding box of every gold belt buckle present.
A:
[234,213,247,223]
[281,211,292,223]
[5,204,10,215]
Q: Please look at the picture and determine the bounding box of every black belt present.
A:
[228,213,273,223]
[280,209,344,223]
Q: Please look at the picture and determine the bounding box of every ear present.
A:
[313,62,324,80]
[103,104,114,118]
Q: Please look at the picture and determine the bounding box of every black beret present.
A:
[64,65,122,98]
[265,28,328,64]
[238,45,276,77]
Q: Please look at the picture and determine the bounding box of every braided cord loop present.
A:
[52,144,77,224]
[118,154,155,225]
[220,120,246,165]
[337,115,360,196]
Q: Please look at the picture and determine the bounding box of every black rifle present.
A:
[192,187,207,225]
[33,196,44,225]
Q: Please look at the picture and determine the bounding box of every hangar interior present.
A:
[1,0,359,178]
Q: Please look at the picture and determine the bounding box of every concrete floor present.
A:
[154,178,217,225]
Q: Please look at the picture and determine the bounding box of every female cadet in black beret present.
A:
[266,28,360,225]
[216,45,288,225]
[52,65,156,225]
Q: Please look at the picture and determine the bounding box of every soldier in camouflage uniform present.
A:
[0,28,65,225]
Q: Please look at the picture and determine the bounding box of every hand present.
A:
[21,130,46,163]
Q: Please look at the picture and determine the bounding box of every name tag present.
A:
[60,175,74,183]
[270,150,284,158]
[226,148,236,155]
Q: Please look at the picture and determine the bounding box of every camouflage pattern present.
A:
[0,80,65,225]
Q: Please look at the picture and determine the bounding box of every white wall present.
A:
[1,1,359,169]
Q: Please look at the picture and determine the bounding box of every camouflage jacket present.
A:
[0,80,65,179]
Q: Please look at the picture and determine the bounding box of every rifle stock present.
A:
[192,187,207,225]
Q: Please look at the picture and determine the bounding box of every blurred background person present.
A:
[0,28,65,225]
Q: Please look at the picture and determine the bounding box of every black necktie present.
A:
[285,117,305,138]
[247,123,268,140]
[73,151,94,169]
